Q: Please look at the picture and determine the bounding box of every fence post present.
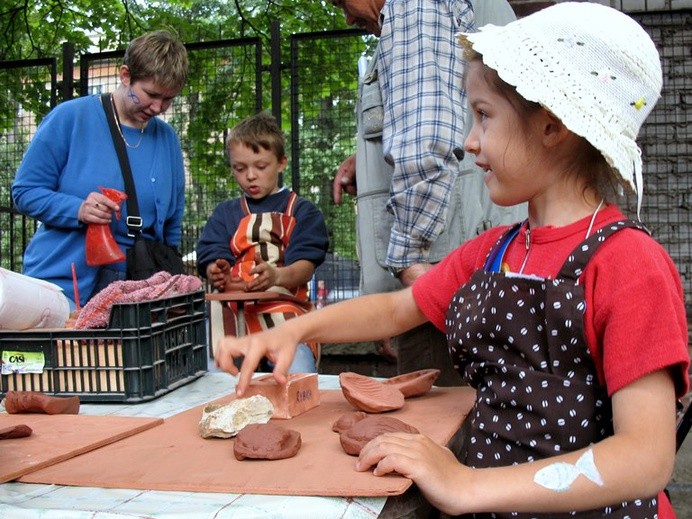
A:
[270,20,282,126]
[61,42,75,102]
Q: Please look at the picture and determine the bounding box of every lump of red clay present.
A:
[234,422,302,460]
[2,391,80,415]
[332,411,369,434]
[339,372,404,413]
[381,369,441,398]
[0,424,32,440]
[339,415,419,456]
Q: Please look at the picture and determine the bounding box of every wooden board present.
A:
[19,387,475,497]
[0,414,163,483]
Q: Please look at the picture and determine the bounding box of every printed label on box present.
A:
[1,350,45,374]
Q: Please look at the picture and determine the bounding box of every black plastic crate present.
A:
[0,290,208,403]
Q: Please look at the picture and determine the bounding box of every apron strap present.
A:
[484,222,524,272]
[557,219,650,282]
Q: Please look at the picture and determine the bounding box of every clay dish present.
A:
[339,372,405,413]
[381,369,441,398]
[339,415,419,456]
[234,422,302,460]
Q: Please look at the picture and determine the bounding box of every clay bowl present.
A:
[339,372,404,413]
[381,369,441,398]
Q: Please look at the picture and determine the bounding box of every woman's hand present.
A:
[77,191,120,224]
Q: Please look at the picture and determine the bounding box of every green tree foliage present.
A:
[1,0,349,61]
[0,0,371,264]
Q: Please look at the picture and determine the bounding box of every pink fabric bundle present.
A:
[74,272,203,329]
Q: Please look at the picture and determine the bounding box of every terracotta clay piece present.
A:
[339,415,419,456]
[381,369,441,398]
[242,373,320,419]
[2,391,80,415]
[331,411,369,434]
[0,424,33,440]
[339,372,405,413]
[234,422,302,461]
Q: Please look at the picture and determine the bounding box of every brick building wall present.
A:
[508,0,692,16]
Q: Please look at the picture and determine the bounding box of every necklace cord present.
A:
[110,94,144,149]
[517,199,605,275]
[585,198,606,239]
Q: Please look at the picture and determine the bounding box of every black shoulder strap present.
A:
[556,219,650,282]
[101,93,142,237]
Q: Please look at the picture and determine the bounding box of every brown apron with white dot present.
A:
[446,220,658,518]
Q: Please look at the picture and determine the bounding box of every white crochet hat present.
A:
[457,2,662,211]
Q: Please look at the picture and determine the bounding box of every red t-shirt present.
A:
[413,205,689,518]
[413,204,689,397]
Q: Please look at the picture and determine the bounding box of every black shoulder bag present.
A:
[101,93,185,280]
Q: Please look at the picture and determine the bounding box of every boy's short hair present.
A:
[124,29,189,91]
[226,111,286,161]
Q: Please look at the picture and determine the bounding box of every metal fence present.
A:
[0,28,370,303]
[0,12,690,318]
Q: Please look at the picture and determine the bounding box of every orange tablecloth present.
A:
[0,414,162,483]
[20,387,475,497]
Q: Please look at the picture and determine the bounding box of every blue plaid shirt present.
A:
[378,0,475,267]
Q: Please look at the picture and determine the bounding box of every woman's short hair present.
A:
[124,29,189,91]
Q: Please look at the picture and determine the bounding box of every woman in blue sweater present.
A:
[12,30,189,310]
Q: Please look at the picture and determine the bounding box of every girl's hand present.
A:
[356,432,468,515]
[214,325,300,395]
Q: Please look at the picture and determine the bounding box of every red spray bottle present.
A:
[85,187,128,266]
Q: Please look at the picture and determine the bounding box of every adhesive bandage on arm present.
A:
[533,449,604,492]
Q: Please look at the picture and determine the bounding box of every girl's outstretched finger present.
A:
[234,345,266,396]
[213,337,242,376]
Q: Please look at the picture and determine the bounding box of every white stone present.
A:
[198,395,274,439]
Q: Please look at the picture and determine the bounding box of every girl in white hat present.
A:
[215,3,689,516]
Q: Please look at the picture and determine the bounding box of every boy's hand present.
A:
[246,253,279,291]
[207,259,233,291]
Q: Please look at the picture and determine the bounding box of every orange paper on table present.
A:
[0,414,162,483]
[19,387,476,497]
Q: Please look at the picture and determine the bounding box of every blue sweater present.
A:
[196,188,329,278]
[12,95,185,305]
